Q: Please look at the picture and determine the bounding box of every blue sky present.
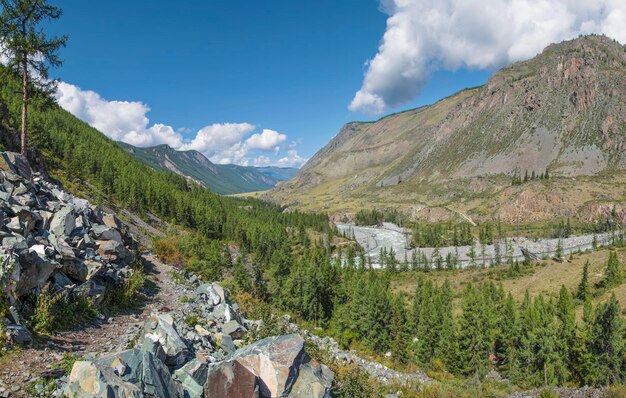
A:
[48,0,625,167]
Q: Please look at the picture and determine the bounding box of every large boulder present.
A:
[289,359,334,398]
[65,338,184,398]
[0,152,32,180]
[63,360,142,398]
[143,313,189,367]
[5,324,32,345]
[50,206,75,238]
[204,360,260,398]
[92,224,123,244]
[195,282,227,306]
[221,334,307,398]
[12,250,55,296]
[97,240,132,262]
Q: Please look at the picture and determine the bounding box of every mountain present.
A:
[270,35,626,223]
[118,142,297,195]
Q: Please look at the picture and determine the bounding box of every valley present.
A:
[0,2,626,396]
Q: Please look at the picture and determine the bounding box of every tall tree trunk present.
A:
[21,56,28,156]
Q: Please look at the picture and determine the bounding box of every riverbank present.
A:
[336,223,616,268]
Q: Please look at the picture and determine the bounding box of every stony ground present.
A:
[0,253,183,397]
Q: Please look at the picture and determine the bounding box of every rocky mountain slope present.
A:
[270,35,626,223]
[119,143,297,195]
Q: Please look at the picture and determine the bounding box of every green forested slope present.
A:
[0,66,330,274]
[119,142,297,194]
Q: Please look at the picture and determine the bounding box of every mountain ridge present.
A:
[270,35,626,222]
[118,142,297,195]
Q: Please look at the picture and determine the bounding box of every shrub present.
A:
[31,289,98,334]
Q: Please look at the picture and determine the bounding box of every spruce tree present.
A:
[458,284,490,380]
[589,293,625,386]
[603,251,622,288]
[576,261,591,301]
[555,286,576,383]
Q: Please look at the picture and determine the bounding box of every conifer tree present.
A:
[0,0,67,155]
[602,251,622,288]
[576,261,591,301]
[390,293,409,363]
[458,284,490,380]
[589,293,625,385]
[555,286,576,383]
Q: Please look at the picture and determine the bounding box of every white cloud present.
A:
[276,150,307,168]
[245,129,287,151]
[54,82,304,167]
[54,82,184,147]
[350,0,626,114]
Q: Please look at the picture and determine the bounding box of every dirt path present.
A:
[0,254,180,397]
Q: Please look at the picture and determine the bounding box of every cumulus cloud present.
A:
[54,82,305,167]
[350,0,626,114]
[55,82,184,147]
[276,150,307,168]
[245,129,287,151]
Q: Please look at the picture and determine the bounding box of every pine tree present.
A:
[576,261,591,302]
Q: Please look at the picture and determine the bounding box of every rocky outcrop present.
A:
[0,152,138,344]
[205,334,332,398]
[63,280,334,398]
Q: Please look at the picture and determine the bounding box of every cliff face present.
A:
[270,36,626,222]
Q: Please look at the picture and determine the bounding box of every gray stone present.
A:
[222,320,247,340]
[51,271,74,289]
[63,360,142,398]
[143,313,189,367]
[92,225,123,244]
[97,240,131,261]
[195,283,222,306]
[50,207,75,238]
[6,324,32,345]
[174,359,208,398]
[0,152,32,180]
[289,359,334,398]
[14,250,55,296]
[75,280,107,305]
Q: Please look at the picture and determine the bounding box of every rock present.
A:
[174,359,208,398]
[226,334,307,397]
[13,250,55,296]
[194,324,211,337]
[143,313,189,367]
[61,260,88,282]
[51,271,74,289]
[216,333,236,355]
[97,240,131,261]
[92,225,123,244]
[204,360,260,398]
[63,360,142,398]
[222,319,247,340]
[102,213,121,229]
[75,280,107,305]
[289,359,334,398]
[50,206,75,238]
[0,152,32,180]
[195,283,222,306]
[212,302,241,324]
[6,325,32,345]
